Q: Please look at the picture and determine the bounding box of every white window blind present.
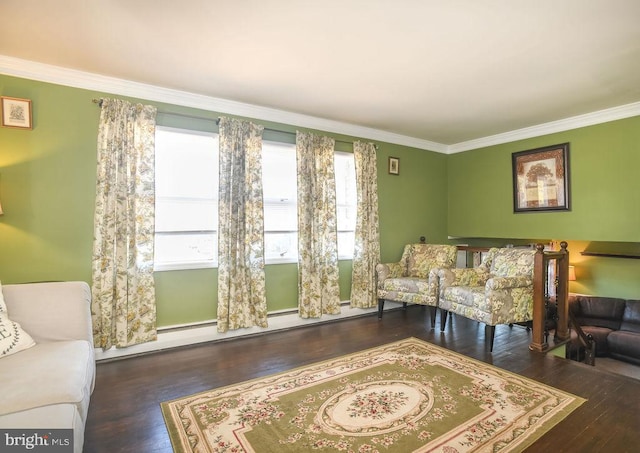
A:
[335,151,357,259]
[154,130,357,270]
[154,127,219,270]
[262,141,298,263]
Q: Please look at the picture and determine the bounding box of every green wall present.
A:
[0,74,447,327]
[2,72,637,324]
[448,117,640,298]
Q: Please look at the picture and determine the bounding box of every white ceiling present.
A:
[1,0,640,150]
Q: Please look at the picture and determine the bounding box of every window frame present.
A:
[153,128,358,272]
[261,140,300,265]
[334,150,358,261]
[153,126,219,272]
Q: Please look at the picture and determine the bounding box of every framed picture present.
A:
[512,143,570,212]
[388,156,400,175]
[1,96,33,129]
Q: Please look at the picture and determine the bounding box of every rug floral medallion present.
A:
[162,338,585,453]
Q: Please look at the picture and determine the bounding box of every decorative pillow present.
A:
[0,282,36,358]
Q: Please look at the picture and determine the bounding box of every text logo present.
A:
[1,430,73,452]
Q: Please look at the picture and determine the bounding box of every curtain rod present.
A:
[92,98,377,149]
[92,98,210,122]
[214,117,376,148]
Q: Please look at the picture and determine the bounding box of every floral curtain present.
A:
[350,141,381,308]
[217,117,267,333]
[91,98,157,349]
[296,131,341,318]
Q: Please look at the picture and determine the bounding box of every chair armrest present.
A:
[376,262,404,288]
[436,267,489,288]
[486,276,532,290]
[2,281,93,344]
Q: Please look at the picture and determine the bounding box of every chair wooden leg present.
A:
[440,309,448,331]
[378,299,385,319]
[430,306,437,329]
[486,325,496,352]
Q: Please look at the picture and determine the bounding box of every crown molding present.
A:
[2,55,638,155]
[446,101,640,154]
[0,55,447,153]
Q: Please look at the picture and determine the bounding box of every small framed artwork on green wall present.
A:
[388,156,400,175]
[1,96,33,129]
[512,143,570,212]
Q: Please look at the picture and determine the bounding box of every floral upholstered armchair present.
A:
[376,243,458,327]
[435,247,536,351]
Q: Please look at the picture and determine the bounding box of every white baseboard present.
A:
[94,301,403,362]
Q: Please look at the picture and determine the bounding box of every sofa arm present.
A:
[486,276,532,290]
[437,267,489,288]
[2,281,93,344]
[376,262,404,288]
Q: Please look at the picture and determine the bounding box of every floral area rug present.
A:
[161,337,585,452]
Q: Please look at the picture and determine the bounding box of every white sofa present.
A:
[0,281,95,453]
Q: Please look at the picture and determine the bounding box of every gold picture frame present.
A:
[512,143,570,212]
[1,96,33,129]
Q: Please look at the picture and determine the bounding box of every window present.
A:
[154,129,358,270]
[154,127,219,270]
[262,141,299,263]
[334,152,357,259]
[261,143,357,263]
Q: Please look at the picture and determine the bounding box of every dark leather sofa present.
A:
[568,293,640,366]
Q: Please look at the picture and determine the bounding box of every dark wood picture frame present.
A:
[512,143,570,213]
[388,156,399,175]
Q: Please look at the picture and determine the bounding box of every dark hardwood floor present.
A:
[84,306,640,452]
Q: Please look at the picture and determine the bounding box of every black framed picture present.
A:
[388,157,399,175]
[512,143,570,212]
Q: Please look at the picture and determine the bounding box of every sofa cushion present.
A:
[620,300,640,333]
[382,277,430,294]
[607,330,640,364]
[0,282,36,358]
[569,294,626,331]
[489,248,536,278]
[581,326,615,356]
[442,286,487,310]
[0,340,95,420]
[406,244,457,279]
[1,281,93,344]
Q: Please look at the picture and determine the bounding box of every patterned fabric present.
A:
[435,267,490,289]
[488,248,536,278]
[91,98,157,350]
[350,141,380,309]
[0,282,36,357]
[217,117,267,333]
[162,338,586,453]
[438,248,536,326]
[405,244,458,279]
[296,132,341,318]
[382,277,432,294]
[378,276,436,305]
[377,244,457,307]
[375,262,405,288]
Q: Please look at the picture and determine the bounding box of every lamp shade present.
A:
[568,265,576,281]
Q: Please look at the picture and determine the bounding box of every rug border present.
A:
[160,336,586,452]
